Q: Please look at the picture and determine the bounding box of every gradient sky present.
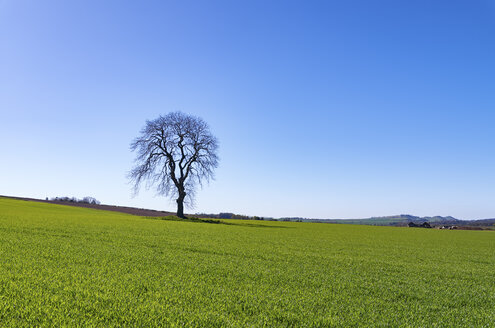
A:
[1,0,494,220]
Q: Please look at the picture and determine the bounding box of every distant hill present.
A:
[325,215,459,226]
[198,211,494,228]
[279,215,495,228]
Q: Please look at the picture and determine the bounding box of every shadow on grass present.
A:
[144,216,292,228]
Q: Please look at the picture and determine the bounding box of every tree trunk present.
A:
[176,192,186,218]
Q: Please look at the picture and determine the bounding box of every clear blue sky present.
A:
[1,0,494,220]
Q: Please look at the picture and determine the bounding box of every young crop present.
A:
[0,197,494,327]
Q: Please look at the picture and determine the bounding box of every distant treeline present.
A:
[196,213,310,222]
[48,196,101,205]
[196,212,278,221]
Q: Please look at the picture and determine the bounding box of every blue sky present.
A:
[1,0,494,219]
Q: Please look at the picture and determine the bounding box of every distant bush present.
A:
[82,197,101,205]
[195,212,270,221]
[50,196,101,205]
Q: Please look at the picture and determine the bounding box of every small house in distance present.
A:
[439,225,458,230]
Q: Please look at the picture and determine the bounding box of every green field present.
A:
[0,197,494,327]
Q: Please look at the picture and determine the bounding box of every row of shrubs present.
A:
[196,212,276,221]
[47,196,101,205]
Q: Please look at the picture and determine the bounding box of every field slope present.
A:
[0,197,494,327]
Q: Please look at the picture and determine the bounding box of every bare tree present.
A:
[129,112,219,218]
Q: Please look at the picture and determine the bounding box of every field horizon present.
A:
[2,195,494,229]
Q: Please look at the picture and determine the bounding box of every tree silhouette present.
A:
[129,112,219,218]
